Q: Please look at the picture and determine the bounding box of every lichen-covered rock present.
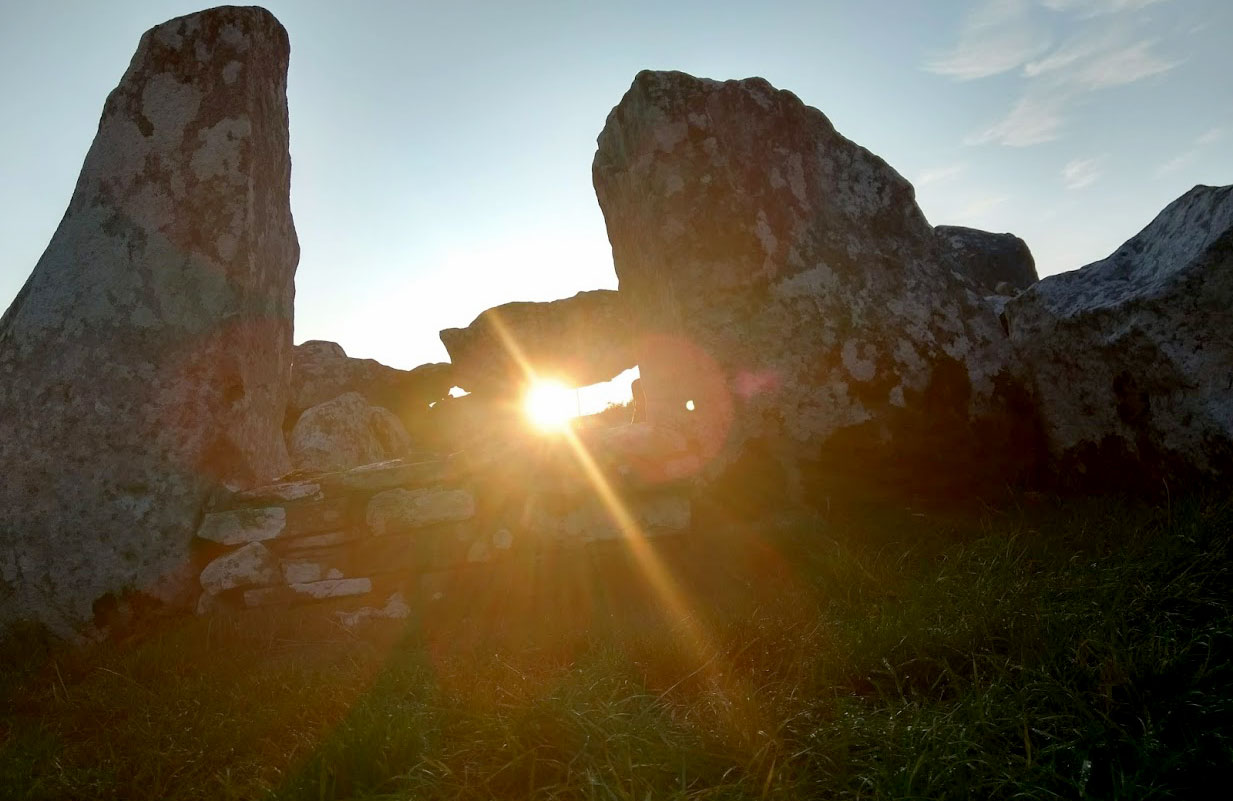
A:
[592,70,1038,496]
[936,226,1038,293]
[288,392,413,473]
[288,339,452,430]
[199,542,278,595]
[440,290,636,394]
[366,487,476,535]
[0,7,297,636]
[1005,184,1233,486]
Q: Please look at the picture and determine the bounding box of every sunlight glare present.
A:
[524,380,577,431]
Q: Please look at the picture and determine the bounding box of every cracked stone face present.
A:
[592,70,1038,495]
[0,7,298,636]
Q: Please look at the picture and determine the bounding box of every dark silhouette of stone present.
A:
[936,226,1038,293]
[0,7,298,636]
[440,290,635,395]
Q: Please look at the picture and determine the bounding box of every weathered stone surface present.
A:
[200,542,278,595]
[198,497,350,545]
[243,577,372,607]
[592,70,1037,496]
[366,488,476,535]
[0,7,297,634]
[288,392,413,473]
[1005,184,1233,486]
[288,339,452,428]
[936,226,1037,293]
[197,506,287,546]
[440,290,636,393]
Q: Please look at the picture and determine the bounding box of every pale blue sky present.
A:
[1,0,1230,372]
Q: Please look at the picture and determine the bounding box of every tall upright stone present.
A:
[0,7,298,635]
[593,71,1039,499]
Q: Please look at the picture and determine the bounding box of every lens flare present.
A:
[524,380,576,431]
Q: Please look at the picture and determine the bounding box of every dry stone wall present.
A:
[194,426,693,616]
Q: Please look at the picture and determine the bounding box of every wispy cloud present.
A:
[965,93,1069,147]
[1155,128,1227,178]
[1071,39,1177,88]
[1061,156,1106,189]
[916,164,968,186]
[1196,127,1226,146]
[1041,0,1170,17]
[953,194,1011,224]
[933,0,1182,147]
[924,0,1052,80]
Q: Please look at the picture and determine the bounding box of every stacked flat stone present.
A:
[194,427,693,613]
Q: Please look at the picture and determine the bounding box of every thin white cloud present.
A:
[925,0,1052,80]
[916,164,968,187]
[1196,127,1226,146]
[1072,39,1177,88]
[954,194,1012,224]
[1061,156,1105,189]
[1155,128,1227,178]
[966,93,1069,147]
[1041,0,1170,17]
[1155,152,1195,177]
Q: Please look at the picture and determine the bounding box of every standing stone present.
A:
[1005,184,1233,486]
[592,71,1039,497]
[0,7,298,636]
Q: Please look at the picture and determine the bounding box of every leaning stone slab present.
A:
[0,6,298,636]
[200,542,278,595]
[243,577,373,607]
[366,488,476,535]
[231,480,324,505]
[440,289,635,394]
[335,458,451,493]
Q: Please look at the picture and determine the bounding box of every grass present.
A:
[2,491,1231,799]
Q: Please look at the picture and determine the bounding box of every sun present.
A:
[524,380,577,432]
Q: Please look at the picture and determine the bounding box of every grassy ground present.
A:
[2,492,1231,800]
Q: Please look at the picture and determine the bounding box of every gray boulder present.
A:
[1005,184,1233,486]
[288,339,452,430]
[289,392,413,474]
[592,70,1040,497]
[936,226,1038,293]
[0,7,297,636]
[440,289,636,394]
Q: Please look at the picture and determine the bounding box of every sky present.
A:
[1,0,1230,378]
